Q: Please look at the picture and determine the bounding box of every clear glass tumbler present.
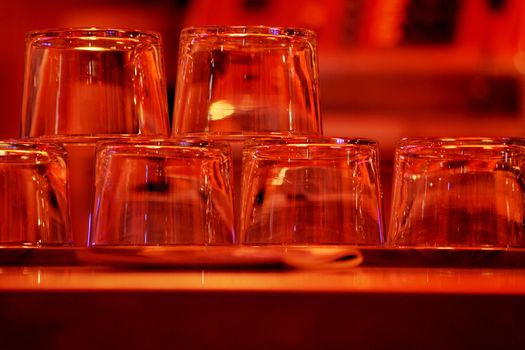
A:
[22,28,169,136]
[0,141,69,246]
[240,137,384,245]
[90,139,235,246]
[21,28,170,246]
[389,137,525,248]
[172,25,322,136]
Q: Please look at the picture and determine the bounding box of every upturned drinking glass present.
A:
[22,28,169,136]
[21,28,170,246]
[240,137,384,245]
[389,137,525,248]
[0,141,69,246]
[172,25,322,136]
[90,139,234,246]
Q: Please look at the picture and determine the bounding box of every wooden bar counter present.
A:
[1,248,525,349]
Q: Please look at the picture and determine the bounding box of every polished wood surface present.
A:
[1,265,525,349]
[0,266,524,294]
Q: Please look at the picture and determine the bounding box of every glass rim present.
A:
[180,25,316,40]
[171,131,317,141]
[26,27,161,43]
[0,139,67,160]
[244,136,378,148]
[0,138,66,151]
[242,136,379,159]
[397,136,525,158]
[398,136,525,148]
[27,134,168,144]
[94,137,233,155]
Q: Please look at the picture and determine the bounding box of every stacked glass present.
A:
[172,26,385,246]
[16,24,523,252]
[21,28,170,246]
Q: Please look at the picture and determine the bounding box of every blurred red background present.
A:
[2,0,525,218]
[2,0,525,139]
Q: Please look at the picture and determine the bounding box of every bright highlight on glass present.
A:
[172,25,322,136]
